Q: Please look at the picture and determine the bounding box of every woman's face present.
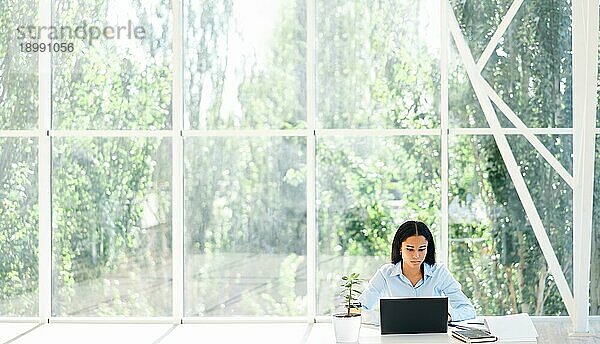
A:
[401,235,428,268]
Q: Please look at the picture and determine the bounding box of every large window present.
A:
[0,138,38,316]
[0,0,39,316]
[51,137,171,316]
[52,0,172,130]
[450,0,572,128]
[317,136,440,314]
[0,0,38,130]
[183,0,306,130]
[0,0,597,319]
[183,137,307,316]
[448,135,571,315]
[317,0,440,129]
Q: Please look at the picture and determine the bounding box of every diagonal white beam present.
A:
[483,81,574,188]
[476,0,524,71]
[572,0,598,334]
[448,6,575,317]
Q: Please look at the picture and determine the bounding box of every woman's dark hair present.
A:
[390,220,436,265]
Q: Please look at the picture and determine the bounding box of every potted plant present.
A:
[332,272,363,343]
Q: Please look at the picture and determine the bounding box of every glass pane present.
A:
[592,136,600,315]
[52,137,172,316]
[0,138,38,316]
[317,136,440,315]
[449,135,572,315]
[184,137,306,316]
[1,1,38,129]
[481,2,572,128]
[184,0,306,129]
[449,40,487,128]
[451,0,572,128]
[449,0,512,59]
[317,0,440,129]
[52,0,172,129]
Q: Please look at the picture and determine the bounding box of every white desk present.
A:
[307,323,538,343]
[7,323,174,344]
[2,318,598,343]
[0,322,40,343]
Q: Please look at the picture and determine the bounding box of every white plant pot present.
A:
[332,314,361,343]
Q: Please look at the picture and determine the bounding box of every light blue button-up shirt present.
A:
[358,262,476,322]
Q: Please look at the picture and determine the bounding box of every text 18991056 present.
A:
[19,42,74,53]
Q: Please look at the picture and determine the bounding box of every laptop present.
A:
[379,296,448,334]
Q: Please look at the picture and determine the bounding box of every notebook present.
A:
[451,328,498,343]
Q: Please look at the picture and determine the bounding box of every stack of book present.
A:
[451,328,498,343]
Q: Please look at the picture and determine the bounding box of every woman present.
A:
[358,220,476,321]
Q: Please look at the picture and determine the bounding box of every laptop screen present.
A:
[379,297,448,334]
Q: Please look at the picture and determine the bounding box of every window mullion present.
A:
[440,0,449,267]
[172,0,184,323]
[38,0,52,323]
[306,0,317,322]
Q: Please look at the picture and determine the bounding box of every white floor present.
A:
[2,318,599,344]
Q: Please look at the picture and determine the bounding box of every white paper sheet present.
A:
[484,313,538,342]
